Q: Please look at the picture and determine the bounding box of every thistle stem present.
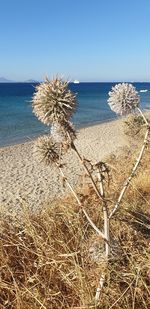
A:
[98,169,110,256]
[58,166,107,241]
[95,168,110,301]
[109,108,149,219]
[137,107,149,125]
[71,142,103,201]
[95,274,105,302]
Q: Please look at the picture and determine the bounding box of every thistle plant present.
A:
[108,83,149,218]
[33,78,107,304]
[32,77,77,125]
[32,77,104,200]
[32,78,149,304]
[95,83,149,301]
[33,77,107,242]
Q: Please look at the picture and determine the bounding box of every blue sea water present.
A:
[0,82,150,146]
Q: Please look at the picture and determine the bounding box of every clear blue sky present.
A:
[0,0,150,81]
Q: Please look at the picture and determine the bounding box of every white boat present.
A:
[140,89,148,93]
[73,80,80,84]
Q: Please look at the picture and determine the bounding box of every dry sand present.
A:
[0,118,129,214]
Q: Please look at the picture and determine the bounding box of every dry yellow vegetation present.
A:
[0,149,149,309]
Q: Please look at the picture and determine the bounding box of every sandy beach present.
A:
[0,118,129,214]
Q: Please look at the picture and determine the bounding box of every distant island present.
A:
[0,77,13,83]
[0,77,39,83]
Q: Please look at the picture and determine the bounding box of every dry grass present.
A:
[0,151,150,308]
[123,112,150,143]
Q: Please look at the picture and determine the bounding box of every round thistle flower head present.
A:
[51,120,76,151]
[32,77,77,125]
[108,83,140,116]
[34,135,60,165]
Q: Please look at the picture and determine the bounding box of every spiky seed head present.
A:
[108,83,140,116]
[34,135,60,165]
[51,120,76,151]
[32,77,77,125]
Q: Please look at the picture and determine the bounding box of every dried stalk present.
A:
[95,274,105,302]
[58,165,107,241]
[98,170,110,257]
[95,165,110,301]
[109,109,149,219]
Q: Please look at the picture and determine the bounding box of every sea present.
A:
[0,82,150,146]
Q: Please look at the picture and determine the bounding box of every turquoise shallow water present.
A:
[0,82,150,146]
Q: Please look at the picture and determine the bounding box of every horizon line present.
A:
[0,80,150,83]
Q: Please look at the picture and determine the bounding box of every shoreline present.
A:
[1,108,149,149]
[0,117,130,215]
[0,117,119,149]
[0,116,118,149]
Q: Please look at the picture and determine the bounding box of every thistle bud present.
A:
[32,77,77,125]
[108,83,140,116]
[34,135,60,165]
